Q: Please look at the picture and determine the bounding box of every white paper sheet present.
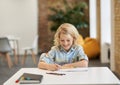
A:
[58,67,88,72]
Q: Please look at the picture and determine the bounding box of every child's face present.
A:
[59,33,73,51]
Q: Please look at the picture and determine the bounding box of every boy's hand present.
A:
[61,64,74,69]
[47,64,61,71]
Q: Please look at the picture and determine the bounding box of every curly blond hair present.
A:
[54,23,80,46]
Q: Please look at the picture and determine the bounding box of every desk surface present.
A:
[3,67,120,85]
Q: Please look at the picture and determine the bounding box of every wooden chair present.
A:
[0,37,17,68]
[21,36,38,65]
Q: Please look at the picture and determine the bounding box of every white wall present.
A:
[100,0,111,63]
[90,0,111,63]
[0,0,38,54]
[89,0,97,38]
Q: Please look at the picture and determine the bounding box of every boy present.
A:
[38,23,88,71]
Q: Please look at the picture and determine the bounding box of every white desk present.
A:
[3,67,120,85]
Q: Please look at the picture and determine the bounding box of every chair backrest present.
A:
[6,35,17,49]
[32,35,38,54]
[32,35,38,49]
[0,37,12,53]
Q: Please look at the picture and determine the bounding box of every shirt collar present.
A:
[59,45,75,52]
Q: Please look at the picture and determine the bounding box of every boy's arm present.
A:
[61,60,88,69]
[38,61,61,71]
[38,61,48,70]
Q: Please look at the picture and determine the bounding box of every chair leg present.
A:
[13,49,18,65]
[21,50,27,65]
[31,50,37,64]
[5,53,13,68]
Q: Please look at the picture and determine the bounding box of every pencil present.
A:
[46,72,66,76]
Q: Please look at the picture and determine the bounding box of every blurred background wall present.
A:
[0,0,38,55]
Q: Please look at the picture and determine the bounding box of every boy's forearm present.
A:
[62,60,88,68]
[38,62,61,71]
[38,62,49,70]
[70,60,88,67]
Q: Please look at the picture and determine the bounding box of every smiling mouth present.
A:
[63,45,68,47]
[63,46,70,49]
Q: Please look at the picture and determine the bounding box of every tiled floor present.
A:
[0,56,119,85]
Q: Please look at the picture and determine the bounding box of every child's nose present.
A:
[63,41,68,45]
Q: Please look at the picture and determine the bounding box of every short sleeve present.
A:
[77,46,88,61]
[39,46,56,64]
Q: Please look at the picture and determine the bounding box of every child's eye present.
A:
[60,40,64,42]
[67,40,70,42]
